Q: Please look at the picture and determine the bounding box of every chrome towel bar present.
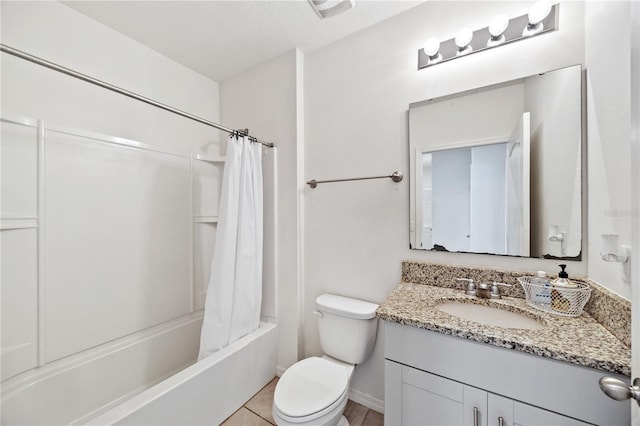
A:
[307,171,403,189]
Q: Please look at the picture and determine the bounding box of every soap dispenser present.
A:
[552,264,577,288]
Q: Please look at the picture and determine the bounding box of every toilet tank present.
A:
[315,294,379,364]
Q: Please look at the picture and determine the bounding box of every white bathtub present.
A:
[90,321,277,425]
[1,317,277,425]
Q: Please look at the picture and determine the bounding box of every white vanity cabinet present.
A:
[387,361,588,426]
[383,321,630,426]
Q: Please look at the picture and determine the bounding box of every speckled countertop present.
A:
[377,282,631,376]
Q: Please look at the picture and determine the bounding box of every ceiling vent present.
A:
[308,0,355,19]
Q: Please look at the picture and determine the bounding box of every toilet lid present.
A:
[274,357,349,418]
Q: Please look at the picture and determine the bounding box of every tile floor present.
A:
[222,377,384,426]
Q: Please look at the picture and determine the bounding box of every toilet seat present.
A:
[274,357,350,423]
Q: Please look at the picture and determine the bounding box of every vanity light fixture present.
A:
[600,234,631,283]
[455,28,473,55]
[523,0,552,37]
[424,38,442,64]
[418,3,558,70]
[487,14,509,47]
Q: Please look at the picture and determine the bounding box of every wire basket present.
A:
[517,276,592,317]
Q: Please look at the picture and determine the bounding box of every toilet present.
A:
[272,294,379,426]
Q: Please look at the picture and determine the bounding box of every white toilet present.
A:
[272,294,379,426]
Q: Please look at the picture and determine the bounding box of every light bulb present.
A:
[455,28,473,49]
[524,0,551,36]
[489,14,509,38]
[424,38,440,58]
[528,0,552,26]
[487,14,509,47]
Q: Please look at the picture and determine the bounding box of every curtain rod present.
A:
[0,43,275,148]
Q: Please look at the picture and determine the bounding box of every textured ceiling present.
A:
[63,1,425,82]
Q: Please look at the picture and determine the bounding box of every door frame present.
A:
[630,0,639,424]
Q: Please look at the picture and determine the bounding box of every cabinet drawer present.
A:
[513,401,590,426]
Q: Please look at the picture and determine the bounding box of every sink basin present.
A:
[437,302,545,330]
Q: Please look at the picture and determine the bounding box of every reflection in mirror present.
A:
[409,65,582,259]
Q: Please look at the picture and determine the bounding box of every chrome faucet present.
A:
[456,278,476,296]
[489,282,512,299]
[456,279,511,299]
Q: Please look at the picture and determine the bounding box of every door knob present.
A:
[599,376,640,406]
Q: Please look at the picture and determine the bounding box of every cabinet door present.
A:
[488,393,514,426]
[465,385,489,426]
[513,401,590,426]
[401,365,465,426]
[385,361,493,426]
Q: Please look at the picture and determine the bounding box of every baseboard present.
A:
[276,365,287,377]
[348,388,384,414]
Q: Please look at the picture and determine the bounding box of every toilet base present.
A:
[337,415,349,426]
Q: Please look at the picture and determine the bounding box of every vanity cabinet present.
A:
[388,361,588,426]
[383,321,630,426]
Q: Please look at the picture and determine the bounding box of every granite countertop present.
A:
[376,282,631,376]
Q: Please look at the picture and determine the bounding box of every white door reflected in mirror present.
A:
[419,112,529,257]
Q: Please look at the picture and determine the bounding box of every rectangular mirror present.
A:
[409,64,582,259]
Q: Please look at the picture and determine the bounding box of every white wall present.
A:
[1,1,219,154]
[585,1,632,298]
[304,0,588,403]
[1,0,220,390]
[219,50,304,372]
[409,83,524,149]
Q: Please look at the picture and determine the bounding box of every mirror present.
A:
[409,65,582,259]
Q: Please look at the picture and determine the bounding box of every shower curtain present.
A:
[198,134,263,360]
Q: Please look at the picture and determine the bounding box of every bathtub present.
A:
[90,321,277,425]
[1,317,277,425]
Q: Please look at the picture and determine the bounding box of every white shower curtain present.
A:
[198,134,263,360]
